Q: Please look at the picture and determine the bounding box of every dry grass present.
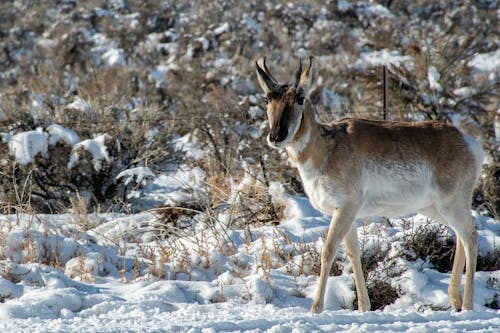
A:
[403,220,500,273]
[403,222,455,273]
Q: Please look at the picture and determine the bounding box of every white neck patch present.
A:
[286,119,311,160]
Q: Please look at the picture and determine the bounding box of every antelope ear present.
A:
[298,56,319,96]
[256,57,277,94]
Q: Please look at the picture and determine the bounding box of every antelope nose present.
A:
[269,131,279,142]
[269,127,287,143]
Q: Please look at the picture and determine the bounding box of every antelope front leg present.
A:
[311,204,358,313]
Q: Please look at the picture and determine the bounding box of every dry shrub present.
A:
[299,242,343,277]
[328,27,497,215]
[474,164,499,218]
[155,204,207,237]
[0,2,181,213]
[0,106,174,213]
[149,61,300,230]
[0,56,175,213]
[355,233,404,310]
[0,262,26,285]
[403,220,499,274]
[485,294,499,310]
[364,279,399,311]
[485,277,499,310]
[403,222,455,273]
[477,248,500,272]
[227,176,285,227]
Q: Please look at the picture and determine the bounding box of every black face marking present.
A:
[266,85,304,144]
[296,95,304,105]
[295,87,305,105]
[267,86,288,100]
[269,103,292,143]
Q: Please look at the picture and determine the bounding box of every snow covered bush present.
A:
[0,103,174,213]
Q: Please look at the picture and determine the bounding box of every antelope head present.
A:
[256,56,318,149]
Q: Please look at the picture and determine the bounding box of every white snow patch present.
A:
[149,59,178,86]
[353,50,412,70]
[0,278,23,302]
[242,13,261,33]
[213,22,229,36]
[469,49,500,73]
[0,189,498,332]
[102,48,126,66]
[427,66,442,92]
[47,124,80,146]
[65,96,92,112]
[116,166,156,187]
[172,133,206,160]
[248,105,264,119]
[68,134,112,170]
[5,130,49,164]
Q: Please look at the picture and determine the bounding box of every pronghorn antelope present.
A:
[255,56,484,313]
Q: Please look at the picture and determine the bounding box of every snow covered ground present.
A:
[0,172,498,332]
[2,299,499,332]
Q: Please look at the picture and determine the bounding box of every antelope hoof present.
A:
[449,295,463,311]
[462,300,473,311]
[357,303,370,312]
[311,302,323,314]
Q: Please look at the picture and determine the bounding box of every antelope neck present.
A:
[286,101,317,163]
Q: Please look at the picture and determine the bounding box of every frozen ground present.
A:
[1,299,499,332]
[0,174,498,332]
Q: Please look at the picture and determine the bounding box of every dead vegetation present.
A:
[1,0,497,214]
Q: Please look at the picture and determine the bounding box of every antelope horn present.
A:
[256,57,277,92]
[293,58,303,89]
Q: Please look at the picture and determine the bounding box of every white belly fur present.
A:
[297,158,435,218]
[358,160,435,217]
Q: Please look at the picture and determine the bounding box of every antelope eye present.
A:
[263,97,269,105]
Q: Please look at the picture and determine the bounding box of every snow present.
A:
[172,133,206,160]
[0,214,498,332]
[468,49,500,83]
[427,66,442,92]
[0,183,498,332]
[101,48,126,67]
[243,13,261,34]
[2,126,112,171]
[248,105,265,119]
[47,124,81,146]
[149,61,178,86]
[0,284,498,332]
[213,22,230,36]
[116,166,156,187]
[65,96,92,112]
[469,49,500,74]
[352,50,412,71]
[68,134,112,170]
[4,129,49,164]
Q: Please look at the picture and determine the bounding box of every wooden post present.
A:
[383,65,388,120]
